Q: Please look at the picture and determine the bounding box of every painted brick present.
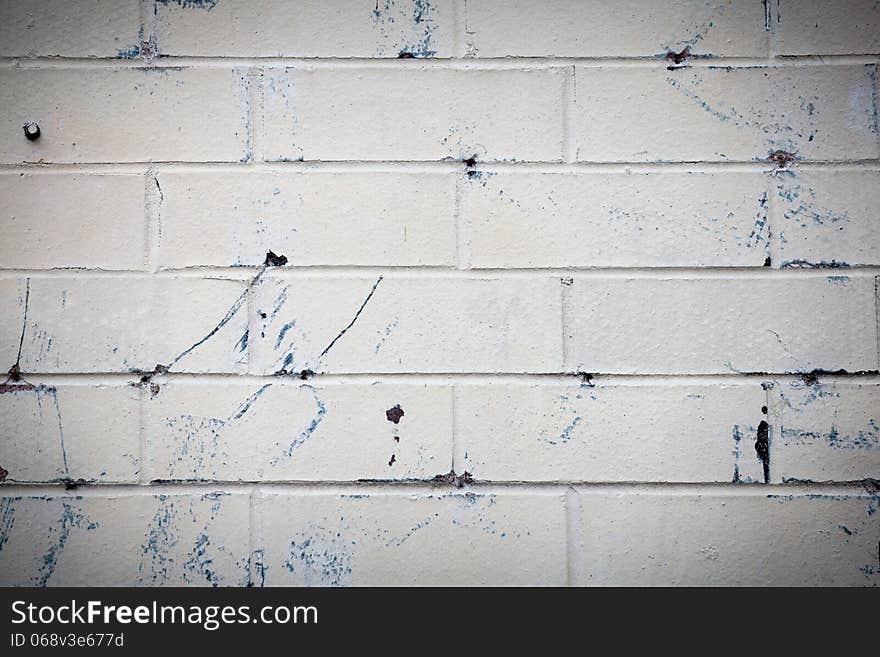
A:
[252,275,563,374]
[0,0,141,58]
[462,171,769,267]
[773,0,880,55]
[565,276,878,374]
[773,379,880,482]
[145,382,453,481]
[0,67,249,164]
[773,170,880,268]
[455,383,768,483]
[0,383,140,483]
[465,0,766,58]
[154,0,454,58]
[262,68,565,162]
[0,277,249,374]
[254,491,567,585]
[574,491,880,585]
[156,170,456,267]
[0,173,146,270]
[0,493,250,586]
[573,66,879,162]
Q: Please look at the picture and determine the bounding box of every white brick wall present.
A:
[0,0,878,587]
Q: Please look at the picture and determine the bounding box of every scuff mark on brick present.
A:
[386,404,405,424]
[755,419,771,483]
[7,278,30,383]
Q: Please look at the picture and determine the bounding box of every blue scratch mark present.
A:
[541,394,584,445]
[231,383,271,420]
[374,318,398,353]
[275,321,296,349]
[234,329,248,354]
[0,497,17,553]
[169,285,248,367]
[37,501,98,587]
[314,276,383,367]
[272,386,327,464]
[775,171,850,226]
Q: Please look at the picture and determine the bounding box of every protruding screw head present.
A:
[23,122,41,141]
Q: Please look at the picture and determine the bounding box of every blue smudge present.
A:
[139,495,177,584]
[275,321,296,349]
[37,501,98,587]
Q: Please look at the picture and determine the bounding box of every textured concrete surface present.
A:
[0,0,878,586]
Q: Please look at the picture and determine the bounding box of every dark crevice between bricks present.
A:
[433,470,475,488]
[755,420,770,484]
[578,372,595,387]
[0,465,7,482]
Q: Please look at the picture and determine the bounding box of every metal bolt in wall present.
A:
[22,122,41,140]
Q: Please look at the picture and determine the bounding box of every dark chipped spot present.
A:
[388,454,396,466]
[769,150,796,168]
[755,420,770,483]
[761,405,768,415]
[665,46,692,66]
[150,382,161,397]
[386,404,405,424]
[432,470,474,488]
[63,478,89,491]
[0,382,35,394]
[7,363,22,382]
[259,311,268,319]
[0,465,7,481]
[299,369,314,380]
[763,256,772,267]
[264,250,288,267]
[560,277,574,286]
[397,51,415,58]
[462,155,477,168]
[393,435,400,443]
[578,372,595,387]
[802,371,820,385]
